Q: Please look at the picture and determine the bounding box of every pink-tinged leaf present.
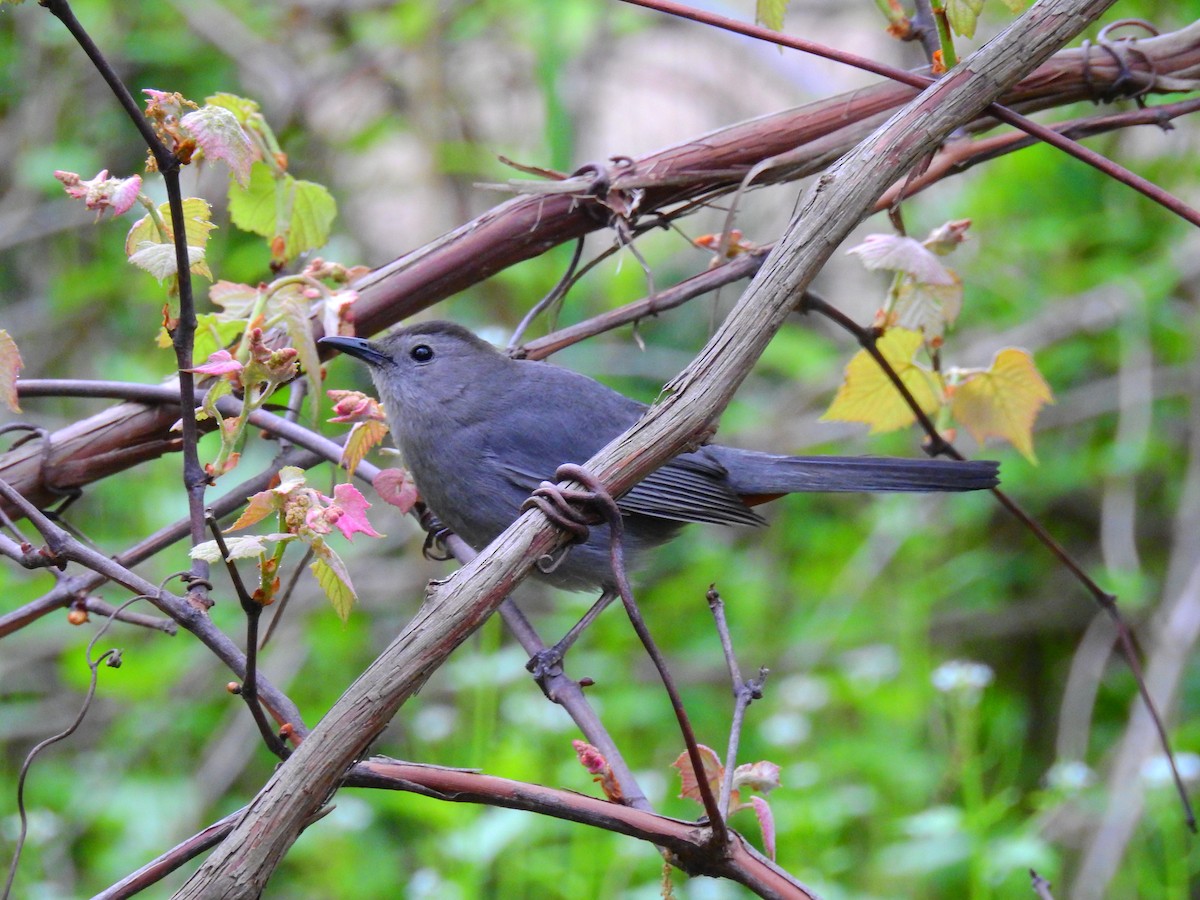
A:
[847,234,955,285]
[55,169,142,217]
[732,760,782,796]
[330,483,383,540]
[672,744,723,806]
[309,538,357,622]
[188,349,243,376]
[328,389,386,424]
[181,105,254,186]
[0,329,23,413]
[373,468,419,514]
[750,795,777,861]
[107,176,142,216]
[341,420,389,478]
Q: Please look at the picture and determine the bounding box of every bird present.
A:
[321,321,998,594]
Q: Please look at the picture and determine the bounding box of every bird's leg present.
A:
[526,588,618,683]
[520,471,619,685]
[416,504,455,561]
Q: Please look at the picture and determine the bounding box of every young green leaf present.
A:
[945,0,985,38]
[229,161,336,264]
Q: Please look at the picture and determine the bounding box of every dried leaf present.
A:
[0,329,23,412]
[672,744,723,806]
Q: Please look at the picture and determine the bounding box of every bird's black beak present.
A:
[320,335,389,367]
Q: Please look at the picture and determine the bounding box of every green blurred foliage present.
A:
[2,0,1200,898]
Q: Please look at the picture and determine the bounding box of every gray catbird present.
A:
[321,321,998,593]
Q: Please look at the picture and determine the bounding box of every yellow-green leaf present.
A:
[950,347,1053,462]
[205,92,262,124]
[124,198,215,281]
[821,328,942,433]
[191,313,248,363]
[342,420,389,478]
[310,539,357,622]
[756,0,789,31]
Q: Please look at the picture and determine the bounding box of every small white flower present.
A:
[1045,759,1095,792]
[1140,752,1200,787]
[932,659,994,695]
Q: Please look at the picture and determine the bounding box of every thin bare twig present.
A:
[205,512,289,758]
[707,586,768,818]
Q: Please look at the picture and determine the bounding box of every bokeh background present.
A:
[2,0,1200,897]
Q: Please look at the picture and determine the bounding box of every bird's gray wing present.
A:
[486,362,763,527]
[619,454,765,526]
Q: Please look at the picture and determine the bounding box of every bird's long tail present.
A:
[716,450,999,499]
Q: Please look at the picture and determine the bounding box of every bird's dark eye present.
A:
[410,344,434,362]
